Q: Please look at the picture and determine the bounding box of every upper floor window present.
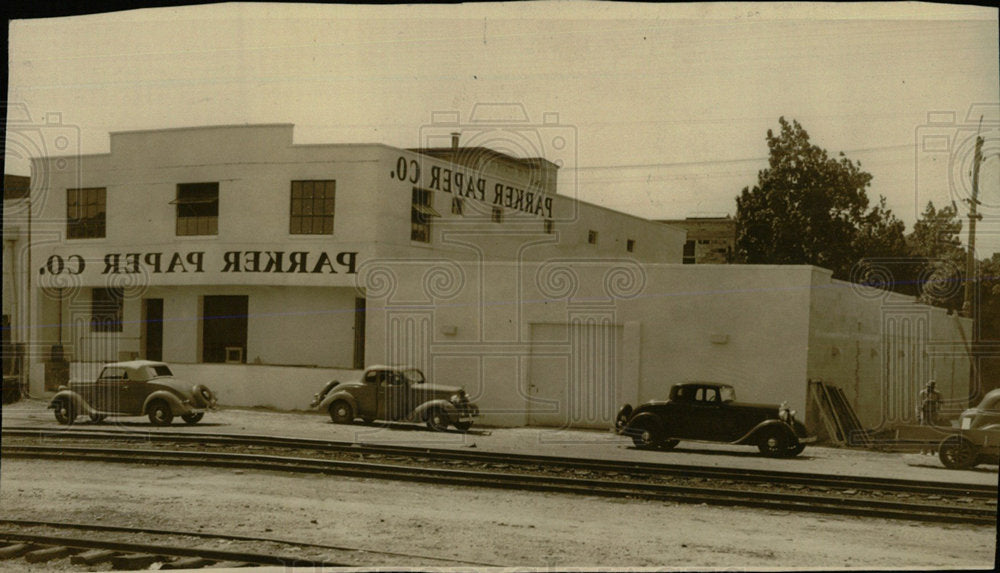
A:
[411,188,439,243]
[175,183,218,236]
[588,230,598,244]
[91,287,123,333]
[627,238,636,252]
[544,219,554,234]
[67,188,106,239]
[492,206,504,223]
[452,196,465,216]
[290,180,336,234]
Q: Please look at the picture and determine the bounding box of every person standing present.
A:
[918,380,942,426]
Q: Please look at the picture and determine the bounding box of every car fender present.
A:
[624,412,667,437]
[48,389,94,415]
[141,391,190,415]
[318,391,359,415]
[733,419,798,445]
[410,399,458,422]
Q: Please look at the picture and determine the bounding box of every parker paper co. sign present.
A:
[39,250,359,278]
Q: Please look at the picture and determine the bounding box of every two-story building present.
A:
[6,124,974,434]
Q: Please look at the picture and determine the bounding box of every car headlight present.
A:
[779,401,791,423]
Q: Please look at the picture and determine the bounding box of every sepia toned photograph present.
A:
[2,2,998,571]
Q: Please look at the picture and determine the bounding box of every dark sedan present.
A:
[615,382,815,457]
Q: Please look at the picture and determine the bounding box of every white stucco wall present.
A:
[806,268,972,431]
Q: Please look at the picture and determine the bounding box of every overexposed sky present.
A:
[6,2,1000,255]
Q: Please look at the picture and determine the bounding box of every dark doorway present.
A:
[142,299,164,361]
[353,297,366,370]
[202,295,248,363]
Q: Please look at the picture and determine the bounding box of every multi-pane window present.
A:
[452,196,464,216]
[588,230,598,244]
[290,180,336,234]
[492,206,503,223]
[175,183,219,236]
[682,240,696,264]
[91,287,123,333]
[66,188,106,239]
[410,188,439,242]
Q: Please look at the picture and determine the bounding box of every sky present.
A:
[6,2,1000,256]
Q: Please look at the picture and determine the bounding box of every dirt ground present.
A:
[0,458,995,572]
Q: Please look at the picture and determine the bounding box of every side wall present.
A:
[806,268,972,432]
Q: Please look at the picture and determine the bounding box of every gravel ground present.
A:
[3,399,998,486]
[1,399,997,571]
[0,458,996,571]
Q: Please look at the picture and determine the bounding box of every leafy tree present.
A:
[904,201,965,308]
[735,117,907,280]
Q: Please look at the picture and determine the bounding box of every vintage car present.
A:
[310,365,479,431]
[49,360,217,426]
[937,389,1000,469]
[614,382,815,457]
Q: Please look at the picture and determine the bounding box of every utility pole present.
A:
[961,121,984,404]
[961,127,984,319]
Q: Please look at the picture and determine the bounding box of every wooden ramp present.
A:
[809,380,872,447]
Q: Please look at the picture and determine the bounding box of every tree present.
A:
[904,201,965,308]
[735,117,907,280]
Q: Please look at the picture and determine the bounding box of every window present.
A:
[290,180,335,234]
[492,206,504,223]
[544,219,554,234]
[626,239,636,252]
[91,288,123,333]
[411,188,439,242]
[683,240,696,264]
[67,188,106,239]
[588,230,598,244]
[451,196,464,216]
[175,183,218,236]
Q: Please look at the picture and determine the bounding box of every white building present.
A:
[4,124,972,433]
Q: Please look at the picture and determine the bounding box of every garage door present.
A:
[527,320,623,428]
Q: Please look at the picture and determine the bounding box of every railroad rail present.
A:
[3,439,996,526]
[4,426,996,499]
[0,519,501,570]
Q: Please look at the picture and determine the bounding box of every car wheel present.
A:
[786,441,806,457]
[147,400,174,426]
[659,439,680,450]
[89,413,107,423]
[53,399,76,425]
[453,421,473,432]
[181,412,204,424]
[329,401,354,424]
[757,429,789,457]
[629,419,662,450]
[426,408,449,432]
[939,435,979,469]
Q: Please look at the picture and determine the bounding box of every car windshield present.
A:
[401,368,425,384]
[719,386,736,402]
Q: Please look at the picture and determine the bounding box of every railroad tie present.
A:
[24,546,79,563]
[71,548,119,565]
[0,543,34,559]
[159,556,213,570]
[110,553,164,570]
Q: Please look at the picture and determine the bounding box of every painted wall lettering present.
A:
[391,155,551,218]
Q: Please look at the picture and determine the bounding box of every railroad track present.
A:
[4,426,996,499]
[0,519,501,570]
[3,437,996,526]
